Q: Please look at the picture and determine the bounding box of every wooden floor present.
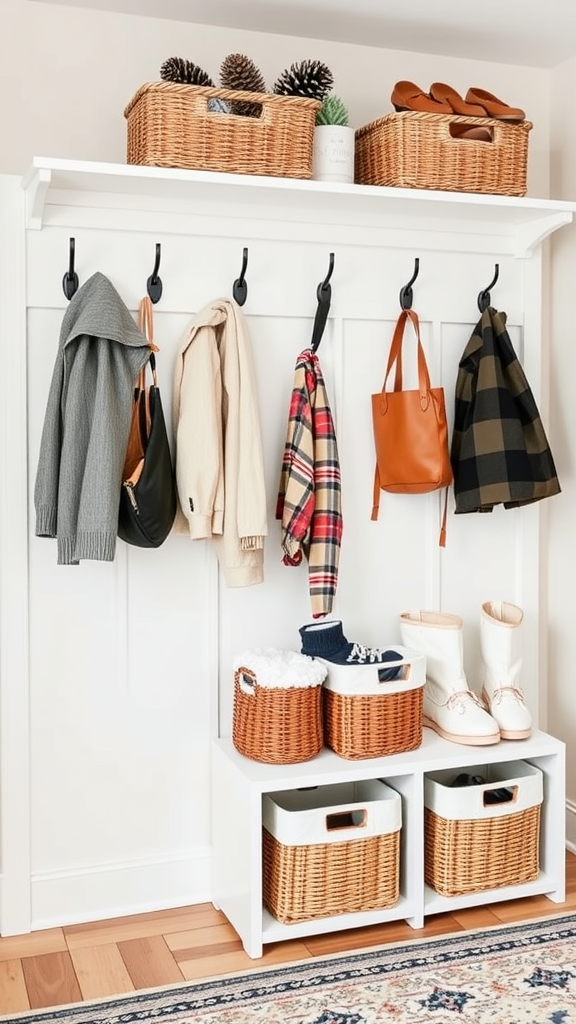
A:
[1,851,575,1015]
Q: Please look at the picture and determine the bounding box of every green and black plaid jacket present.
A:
[451,306,560,513]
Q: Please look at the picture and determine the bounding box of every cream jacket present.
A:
[172,299,267,587]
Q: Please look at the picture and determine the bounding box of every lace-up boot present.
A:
[480,601,532,740]
[399,610,500,745]
[299,619,406,684]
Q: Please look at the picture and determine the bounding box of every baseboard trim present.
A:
[29,848,211,931]
[566,799,576,853]
[5,804,576,932]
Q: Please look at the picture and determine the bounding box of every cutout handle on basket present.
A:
[237,669,257,695]
[325,809,367,831]
[449,122,494,143]
[483,785,517,806]
[377,664,409,684]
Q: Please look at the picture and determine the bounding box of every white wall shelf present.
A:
[22,158,576,257]
[212,730,565,959]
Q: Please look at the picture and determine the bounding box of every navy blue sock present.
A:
[299,620,404,679]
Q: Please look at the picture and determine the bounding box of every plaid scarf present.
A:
[276,349,343,617]
[451,307,560,513]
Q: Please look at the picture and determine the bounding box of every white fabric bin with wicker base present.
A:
[262,779,401,924]
[424,759,543,897]
[322,645,426,759]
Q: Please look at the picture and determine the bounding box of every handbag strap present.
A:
[381,309,431,409]
[137,296,159,390]
[371,464,382,521]
[372,465,449,547]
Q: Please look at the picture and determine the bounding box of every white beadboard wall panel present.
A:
[338,316,436,640]
[3,165,569,929]
[26,296,214,881]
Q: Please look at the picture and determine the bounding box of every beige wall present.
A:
[549,54,576,842]
[2,1,551,195]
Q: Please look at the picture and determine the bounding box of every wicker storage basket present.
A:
[355,111,533,196]
[232,649,327,764]
[124,82,320,178]
[322,645,426,759]
[263,779,401,923]
[424,760,543,897]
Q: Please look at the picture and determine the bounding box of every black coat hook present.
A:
[233,247,249,306]
[317,251,335,304]
[399,258,419,310]
[311,252,335,354]
[478,263,499,312]
[147,243,163,304]
[62,237,79,300]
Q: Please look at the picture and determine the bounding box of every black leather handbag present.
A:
[118,297,176,548]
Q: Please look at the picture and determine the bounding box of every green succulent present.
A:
[316,94,349,127]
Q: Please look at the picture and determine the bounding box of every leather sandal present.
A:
[391,80,451,114]
[465,87,525,121]
[429,82,486,117]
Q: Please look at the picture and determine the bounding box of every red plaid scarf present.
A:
[276,349,343,617]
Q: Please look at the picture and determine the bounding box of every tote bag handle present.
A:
[371,308,449,547]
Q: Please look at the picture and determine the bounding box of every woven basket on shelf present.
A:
[425,804,541,897]
[322,646,426,760]
[124,82,321,178]
[262,780,401,923]
[232,650,326,764]
[424,760,543,897]
[263,829,400,923]
[355,111,533,196]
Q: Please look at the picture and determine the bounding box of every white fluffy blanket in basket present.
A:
[233,648,327,690]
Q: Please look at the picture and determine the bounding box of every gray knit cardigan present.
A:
[34,272,151,564]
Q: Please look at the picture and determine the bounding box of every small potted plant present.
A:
[312,94,355,184]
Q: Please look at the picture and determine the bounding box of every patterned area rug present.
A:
[4,914,576,1024]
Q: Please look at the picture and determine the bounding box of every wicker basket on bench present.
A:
[263,779,401,923]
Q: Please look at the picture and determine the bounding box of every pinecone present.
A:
[273,59,334,101]
[220,53,266,117]
[160,57,214,87]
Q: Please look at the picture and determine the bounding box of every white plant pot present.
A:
[312,124,355,184]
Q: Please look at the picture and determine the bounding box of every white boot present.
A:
[480,601,532,740]
[400,611,500,745]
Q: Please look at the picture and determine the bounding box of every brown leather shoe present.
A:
[465,87,525,121]
[430,82,486,117]
[451,125,493,142]
[391,80,451,114]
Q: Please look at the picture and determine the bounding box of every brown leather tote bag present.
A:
[371,309,452,545]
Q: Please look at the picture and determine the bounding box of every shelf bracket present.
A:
[514,211,573,258]
[22,167,52,230]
